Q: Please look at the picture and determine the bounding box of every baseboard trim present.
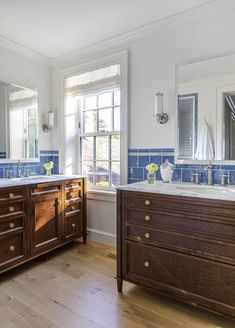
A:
[87,228,116,246]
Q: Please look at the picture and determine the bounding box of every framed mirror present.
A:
[0,81,39,161]
[176,53,235,164]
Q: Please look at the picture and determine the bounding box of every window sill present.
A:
[87,188,116,202]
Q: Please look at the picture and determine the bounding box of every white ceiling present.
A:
[0,0,211,59]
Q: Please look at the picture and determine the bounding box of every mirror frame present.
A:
[175,59,235,166]
[0,80,40,163]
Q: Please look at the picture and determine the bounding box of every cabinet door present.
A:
[30,191,63,254]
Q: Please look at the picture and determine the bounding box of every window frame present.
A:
[78,89,121,189]
[61,52,128,192]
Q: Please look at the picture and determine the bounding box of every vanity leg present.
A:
[83,232,87,244]
[117,277,123,292]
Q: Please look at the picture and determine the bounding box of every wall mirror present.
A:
[0,81,39,161]
[176,53,235,163]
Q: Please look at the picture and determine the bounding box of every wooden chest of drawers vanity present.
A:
[117,186,235,318]
[0,176,87,274]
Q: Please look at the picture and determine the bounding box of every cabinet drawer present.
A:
[125,193,235,218]
[0,233,25,267]
[65,179,83,190]
[65,202,81,217]
[125,242,235,307]
[0,202,24,218]
[0,189,25,204]
[0,217,24,235]
[126,225,235,264]
[126,208,235,242]
[65,215,82,238]
[30,183,62,196]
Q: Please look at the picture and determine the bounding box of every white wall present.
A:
[0,46,52,151]
[50,7,235,245]
[0,82,6,153]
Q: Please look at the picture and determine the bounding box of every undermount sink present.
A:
[176,184,235,194]
[11,175,53,181]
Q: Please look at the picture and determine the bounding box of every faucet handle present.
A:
[191,172,201,184]
[219,173,230,186]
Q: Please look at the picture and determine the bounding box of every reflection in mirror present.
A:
[176,54,235,162]
[0,82,38,160]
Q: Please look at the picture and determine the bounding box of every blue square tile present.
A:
[139,156,150,167]
[172,169,181,182]
[129,156,138,167]
[162,156,174,165]
[150,156,161,165]
[132,168,143,180]
[181,169,193,182]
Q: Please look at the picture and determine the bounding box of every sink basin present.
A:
[176,185,234,195]
[11,175,53,181]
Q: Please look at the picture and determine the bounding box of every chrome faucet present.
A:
[204,161,213,185]
[17,160,22,178]
[191,172,201,184]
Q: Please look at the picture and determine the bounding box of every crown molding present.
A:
[52,0,232,68]
[0,35,52,67]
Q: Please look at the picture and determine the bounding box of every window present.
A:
[79,90,120,187]
[64,61,125,189]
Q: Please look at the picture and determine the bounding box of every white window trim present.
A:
[60,51,128,191]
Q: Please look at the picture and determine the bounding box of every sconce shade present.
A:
[154,92,168,124]
[48,111,54,128]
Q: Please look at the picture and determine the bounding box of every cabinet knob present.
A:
[144,261,150,268]
[145,215,151,221]
[144,200,151,206]
[9,222,15,228]
[72,223,76,228]
[9,206,15,212]
[9,245,15,251]
[145,232,150,239]
[9,193,14,198]
[71,206,76,211]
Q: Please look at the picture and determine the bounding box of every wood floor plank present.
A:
[0,241,235,328]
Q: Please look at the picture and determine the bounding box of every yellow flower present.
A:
[146,163,158,174]
[44,161,54,170]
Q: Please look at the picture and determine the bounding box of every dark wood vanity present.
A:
[0,176,86,274]
[117,187,235,318]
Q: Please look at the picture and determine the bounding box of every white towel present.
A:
[195,122,214,160]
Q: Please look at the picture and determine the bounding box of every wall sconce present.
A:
[154,92,168,124]
[42,111,54,132]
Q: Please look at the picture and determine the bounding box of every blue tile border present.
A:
[0,150,59,178]
[128,147,235,185]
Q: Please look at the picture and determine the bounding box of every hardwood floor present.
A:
[0,241,234,328]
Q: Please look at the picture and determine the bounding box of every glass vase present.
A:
[147,172,155,184]
[46,168,52,176]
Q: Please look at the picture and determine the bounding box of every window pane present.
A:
[114,90,120,106]
[111,135,120,160]
[98,108,112,132]
[28,118,38,138]
[98,92,112,108]
[114,107,120,131]
[82,161,94,185]
[111,162,120,186]
[83,110,96,133]
[28,139,36,158]
[85,96,96,110]
[96,136,109,160]
[28,106,37,119]
[95,161,110,187]
[81,137,93,160]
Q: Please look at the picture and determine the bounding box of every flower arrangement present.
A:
[146,163,158,184]
[44,161,53,176]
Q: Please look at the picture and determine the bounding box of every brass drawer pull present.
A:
[9,193,15,198]
[72,223,76,228]
[71,206,76,211]
[144,200,151,206]
[145,215,151,221]
[9,206,15,212]
[145,232,150,239]
[9,245,15,251]
[144,261,150,268]
[9,222,15,228]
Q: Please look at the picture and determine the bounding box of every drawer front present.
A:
[65,179,83,191]
[30,183,62,196]
[65,179,83,203]
[0,202,24,218]
[124,242,235,307]
[126,225,235,263]
[65,215,82,239]
[0,217,24,235]
[0,233,25,267]
[65,202,81,217]
[0,189,25,204]
[125,193,235,218]
[126,208,235,242]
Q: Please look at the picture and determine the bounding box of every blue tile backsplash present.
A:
[0,150,59,178]
[128,148,235,185]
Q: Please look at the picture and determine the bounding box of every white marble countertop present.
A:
[0,174,86,188]
[117,181,235,201]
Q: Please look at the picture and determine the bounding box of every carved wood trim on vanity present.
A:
[0,177,87,274]
[117,189,235,318]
